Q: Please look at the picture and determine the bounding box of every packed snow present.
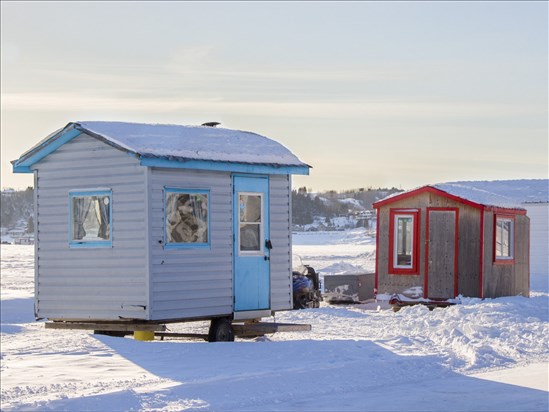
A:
[1,230,548,411]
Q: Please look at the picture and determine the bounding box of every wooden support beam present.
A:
[45,322,166,332]
[232,322,311,337]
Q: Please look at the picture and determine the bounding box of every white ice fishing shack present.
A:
[12,121,310,338]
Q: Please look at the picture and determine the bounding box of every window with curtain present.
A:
[70,190,112,247]
[165,189,209,247]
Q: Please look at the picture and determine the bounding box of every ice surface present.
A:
[1,233,547,411]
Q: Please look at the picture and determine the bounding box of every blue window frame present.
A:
[69,190,112,248]
[164,188,210,249]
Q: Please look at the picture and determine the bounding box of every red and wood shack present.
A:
[373,183,530,300]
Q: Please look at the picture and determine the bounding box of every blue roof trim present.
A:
[139,157,310,175]
[12,126,82,173]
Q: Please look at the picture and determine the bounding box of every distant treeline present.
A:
[291,186,402,225]
[1,187,34,229]
[1,186,403,229]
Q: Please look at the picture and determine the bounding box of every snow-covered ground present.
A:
[1,230,548,411]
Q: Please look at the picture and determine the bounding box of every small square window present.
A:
[389,209,420,274]
[238,193,263,253]
[165,189,209,248]
[495,216,514,261]
[70,190,112,247]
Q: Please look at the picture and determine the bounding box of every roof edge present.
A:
[373,185,526,212]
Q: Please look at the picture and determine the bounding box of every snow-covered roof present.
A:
[374,181,532,210]
[432,182,523,209]
[13,121,310,175]
[445,179,548,204]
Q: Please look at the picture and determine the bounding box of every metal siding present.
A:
[33,133,149,321]
[149,168,233,320]
[269,175,293,311]
[524,203,549,275]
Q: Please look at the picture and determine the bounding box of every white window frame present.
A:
[238,191,264,256]
[393,214,415,269]
[495,216,514,260]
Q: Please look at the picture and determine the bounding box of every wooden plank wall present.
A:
[377,192,482,299]
[427,210,456,298]
[483,213,530,298]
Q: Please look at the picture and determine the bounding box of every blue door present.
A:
[233,176,270,311]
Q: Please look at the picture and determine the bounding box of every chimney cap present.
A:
[201,122,220,127]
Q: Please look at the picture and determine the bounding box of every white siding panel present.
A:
[525,203,549,275]
[149,168,233,320]
[269,175,293,311]
[34,133,148,321]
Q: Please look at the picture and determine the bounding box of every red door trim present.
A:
[425,207,459,299]
[479,207,485,299]
[375,209,380,296]
[388,208,420,275]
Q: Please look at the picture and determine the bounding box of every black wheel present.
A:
[208,318,234,342]
[293,293,309,309]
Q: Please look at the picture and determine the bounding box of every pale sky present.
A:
[1,1,547,191]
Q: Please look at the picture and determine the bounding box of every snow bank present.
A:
[1,240,548,411]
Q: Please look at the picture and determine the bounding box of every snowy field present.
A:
[1,230,548,411]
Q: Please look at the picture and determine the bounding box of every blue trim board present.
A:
[140,157,309,176]
[12,121,311,176]
[13,126,82,173]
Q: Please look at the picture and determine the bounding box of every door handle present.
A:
[265,239,273,250]
[264,256,270,261]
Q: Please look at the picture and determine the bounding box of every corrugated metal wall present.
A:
[34,133,294,321]
[148,171,293,320]
[524,203,549,276]
[148,168,234,320]
[33,133,149,321]
[269,175,293,311]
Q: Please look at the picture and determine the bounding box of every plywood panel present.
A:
[427,210,456,299]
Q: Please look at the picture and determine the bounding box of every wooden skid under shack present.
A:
[44,320,311,341]
[388,294,457,312]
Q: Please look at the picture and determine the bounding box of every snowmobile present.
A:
[292,255,323,309]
